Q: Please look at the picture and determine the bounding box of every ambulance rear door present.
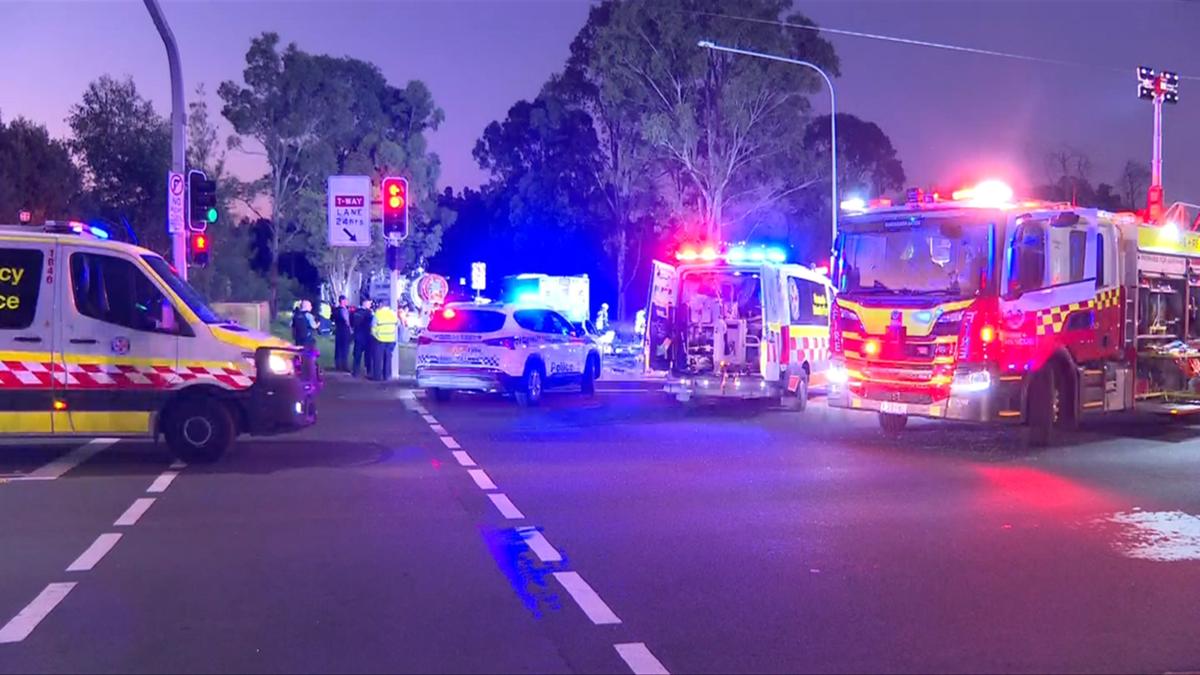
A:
[645,260,678,372]
[58,245,184,436]
[0,237,58,434]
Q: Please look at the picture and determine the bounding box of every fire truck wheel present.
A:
[164,396,235,464]
[1026,367,1060,447]
[878,412,908,435]
[515,361,545,407]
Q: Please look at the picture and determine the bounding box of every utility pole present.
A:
[144,0,189,278]
[1137,66,1179,223]
[698,40,838,255]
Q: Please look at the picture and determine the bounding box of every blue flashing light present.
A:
[748,249,766,262]
[88,226,110,240]
[726,246,747,262]
[513,292,541,306]
[765,248,786,263]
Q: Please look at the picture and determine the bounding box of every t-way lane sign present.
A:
[327,175,372,248]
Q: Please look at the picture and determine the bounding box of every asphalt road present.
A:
[2,376,1199,673]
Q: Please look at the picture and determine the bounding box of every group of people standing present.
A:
[291,297,401,381]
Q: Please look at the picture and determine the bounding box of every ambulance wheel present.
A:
[782,370,809,412]
[164,396,235,463]
[580,356,598,396]
[515,362,545,407]
[879,412,908,435]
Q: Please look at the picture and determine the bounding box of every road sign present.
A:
[471,262,486,291]
[327,175,372,248]
[167,171,185,234]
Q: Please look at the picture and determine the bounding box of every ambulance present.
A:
[644,244,833,408]
[0,222,319,461]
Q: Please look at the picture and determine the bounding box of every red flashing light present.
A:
[863,339,881,357]
[442,307,456,320]
[381,176,410,240]
[699,246,718,261]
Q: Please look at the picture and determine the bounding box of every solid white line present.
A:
[66,533,123,572]
[553,571,621,625]
[440,436,461,449]
[430,424,448,435]
[114,498,156,526]
[517,526,561,562]
[615,643,670,675]
[0,583,76,644]
[451,450,476,467]
[488,493,525,519]
[467,468,496,490]
[421,414,438,424]
[20,438,116,480]
[146,471,179,493]
[169,460,187,470]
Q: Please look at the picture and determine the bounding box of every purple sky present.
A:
[2,0,1198,204]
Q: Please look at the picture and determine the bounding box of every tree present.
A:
[0,115,81,223]
[1119,160,1151,212]
[67,76,171,253]
[1040,144,1092,205]
[186,84,272,303]
[576,0,839,243]
[803,114,905,200]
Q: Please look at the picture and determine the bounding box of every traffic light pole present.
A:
[143,0,189,279]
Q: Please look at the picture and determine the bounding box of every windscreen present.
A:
[427,309,506,333]
[142,255,225,324]
[837,216,993,298]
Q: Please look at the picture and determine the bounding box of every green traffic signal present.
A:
[205,207,218,223]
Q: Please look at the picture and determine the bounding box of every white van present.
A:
[0,223,319,461]
[645,251,833,408]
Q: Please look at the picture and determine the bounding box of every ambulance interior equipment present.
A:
[678,269,762,376]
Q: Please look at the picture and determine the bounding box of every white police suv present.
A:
[416,303,602,406]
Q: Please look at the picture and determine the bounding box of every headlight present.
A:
[826,365,849,385]
[267,352,295,376]
[950,369,991,394]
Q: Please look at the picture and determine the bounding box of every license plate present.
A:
[880,401,907,415]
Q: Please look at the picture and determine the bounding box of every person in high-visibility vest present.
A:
[371,304,399,381]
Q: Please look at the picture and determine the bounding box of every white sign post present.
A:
[327,175,372,248]
[167,171,186,234]
[471,262,486,292]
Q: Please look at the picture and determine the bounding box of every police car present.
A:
[0,222,319,462]
[416,302,602,406]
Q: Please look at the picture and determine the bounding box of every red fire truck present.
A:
[827,179,1200,445]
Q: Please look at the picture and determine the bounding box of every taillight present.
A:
[484,336,516,350]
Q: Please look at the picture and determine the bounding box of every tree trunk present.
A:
[615,225,627,321]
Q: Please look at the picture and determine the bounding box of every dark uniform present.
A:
[333,298,352,372]
[351,303,374,377]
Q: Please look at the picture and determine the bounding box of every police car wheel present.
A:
[432,388,452,402]
[516,363,544,407]
[165,397,235,463]
[581,356,598,396]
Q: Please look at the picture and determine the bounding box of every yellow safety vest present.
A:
[319,303,332,320]
[372,307,399,343]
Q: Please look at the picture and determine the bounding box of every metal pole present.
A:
[697,40,837,254]
[390,269,400,381]
[1152,93,1163,189]
[143,0,189,279]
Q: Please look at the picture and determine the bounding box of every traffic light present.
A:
[188,169,217,231]
[190,231,211,268]
[381,176,409,241]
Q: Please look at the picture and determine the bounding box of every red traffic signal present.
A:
[381,176,409,241]
[189,232,211,267]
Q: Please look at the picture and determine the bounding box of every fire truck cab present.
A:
[645,245,833,407]
[828,180,1200,444]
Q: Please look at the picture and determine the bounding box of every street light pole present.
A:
[143,0,189,278]
[698,40,837,254]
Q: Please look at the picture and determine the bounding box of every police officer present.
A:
[371,302,399,381]
[332,295,352,372]
[351,299,374,378]
[291,299,317,348]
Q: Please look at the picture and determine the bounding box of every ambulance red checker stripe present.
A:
[0,360,254,390]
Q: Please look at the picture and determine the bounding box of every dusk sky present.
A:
[3,0,1198,203]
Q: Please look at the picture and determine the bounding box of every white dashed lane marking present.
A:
[421,414,438,425]
[146,471,179,493]
[13,438,117,481]
[467,468,496,490]
[517,526,562,562]
[65,533,122,572]
[553,571,621,625]
[488,493,525,520]
[114,498,156,526]
[0,583,76,644]
[451,450,477,467]
[440,436,461,449]
[430,424,448,436]
[615,643,670,675]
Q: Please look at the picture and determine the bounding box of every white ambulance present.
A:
[644,245,834,408]
[0,222,319,461]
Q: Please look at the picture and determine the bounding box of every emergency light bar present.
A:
[676,245,787,264]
